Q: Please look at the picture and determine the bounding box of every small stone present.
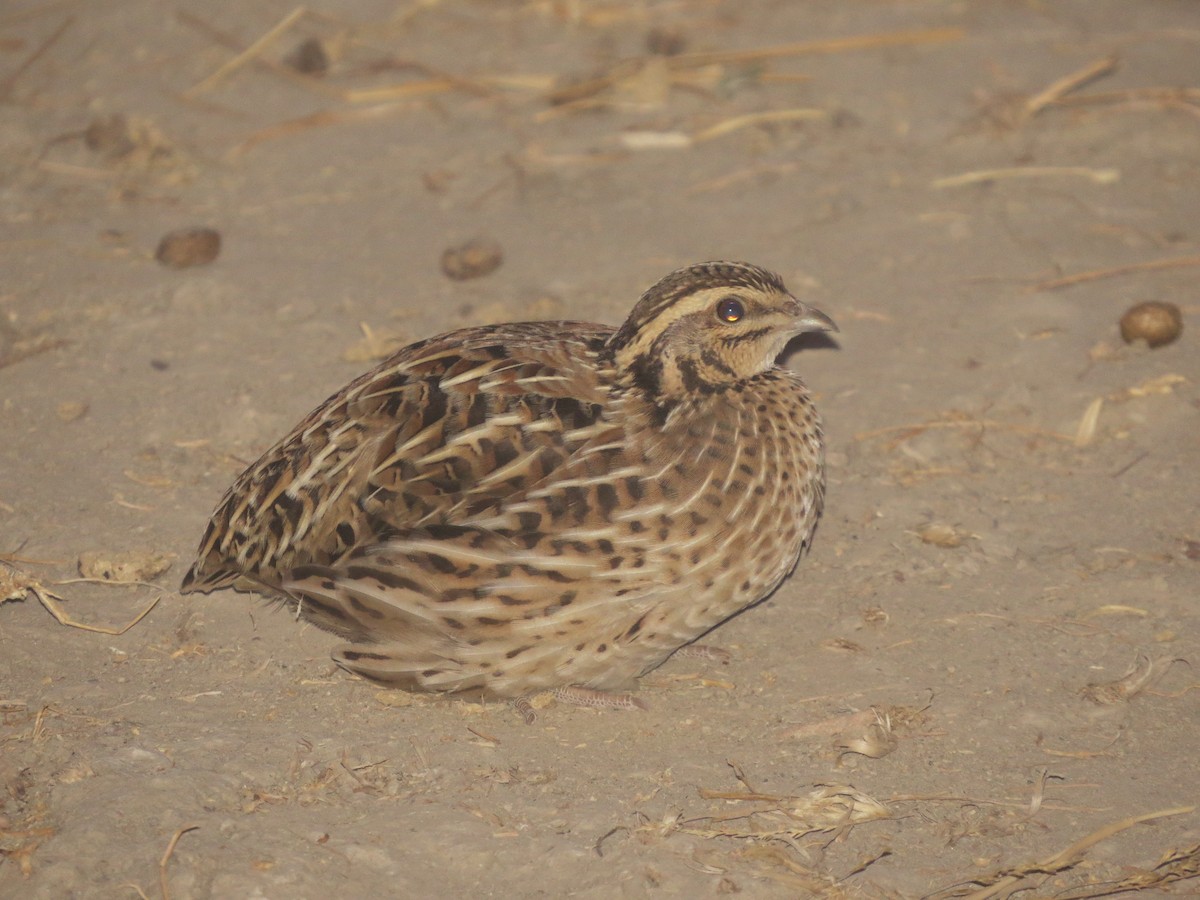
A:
[156,228,221,269]
[1119,301,1183,348]
[645,27,687,56]
[285,38,329,76]
[56,401,88,422]
[441,237,503,281]
[84,114,136,158]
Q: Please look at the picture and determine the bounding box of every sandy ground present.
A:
[3,1,1199,896]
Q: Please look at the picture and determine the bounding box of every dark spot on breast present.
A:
[493,441,519,467]
[595,482,619,520]
[544,492,567,520]
[624,476,643,501]
[516,510,542,532]
[425,553,455,574]
[443,616,464,629]
[563,485,589,522]
[476,616,505,626]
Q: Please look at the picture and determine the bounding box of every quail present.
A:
[182,262,836,715]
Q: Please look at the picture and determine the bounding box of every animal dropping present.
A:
[182,262,836,714]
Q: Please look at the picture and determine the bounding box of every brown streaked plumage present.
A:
[182,261,836,711]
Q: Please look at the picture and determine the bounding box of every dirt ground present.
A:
[2,1,1199,896]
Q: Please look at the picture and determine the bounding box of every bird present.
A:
[181,261,836,717]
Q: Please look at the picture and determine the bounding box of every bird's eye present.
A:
[716,297,744,323]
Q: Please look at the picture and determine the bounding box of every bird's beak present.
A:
[790,299,839,335]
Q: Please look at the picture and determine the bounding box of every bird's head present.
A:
[606,261,837,400]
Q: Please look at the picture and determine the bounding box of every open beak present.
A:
[790,299,839,335]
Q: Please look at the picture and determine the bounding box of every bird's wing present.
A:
[182,321,615,593]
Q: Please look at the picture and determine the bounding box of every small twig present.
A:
[956,806,1195,900]
[4,563,162,634]
[159,826,199,900]
[1029,254,1200,292]
[1022,55,1119,119]
[672,26,964,67]
[0,16,73,101]
[1110,450,1149,479]
[1052,86,1200,108]
[187,6,307,96]
[176,10,342,100]
[36,584,161,635]
[692,108,828,143]
[348,57,502,101]
[228,103,411,157]
[932,166,1118,189]
[854,417,1074,444]
[686,161,800,196]
[0,552,62,566]
[1073,397,1103,448]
